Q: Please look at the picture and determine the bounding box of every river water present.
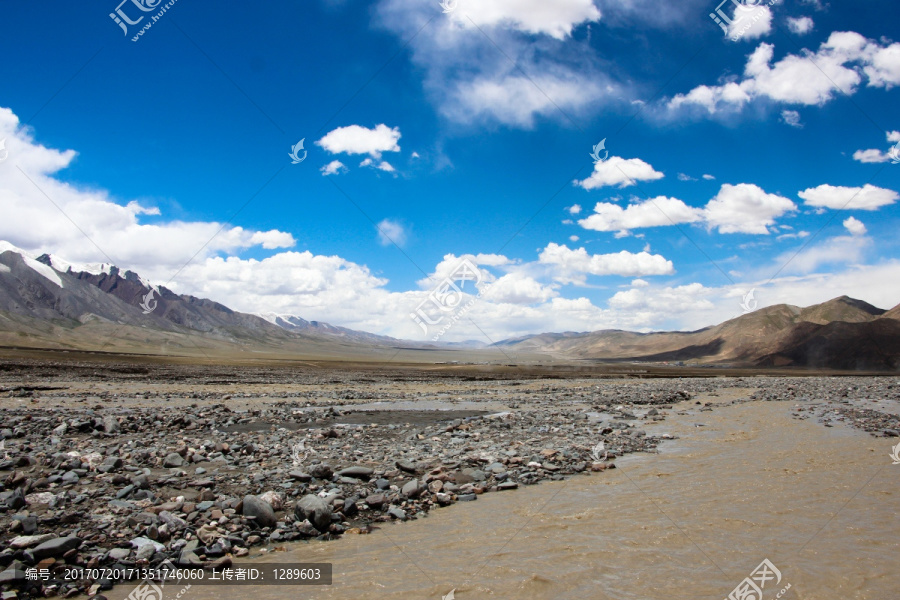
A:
[112,395,900,600]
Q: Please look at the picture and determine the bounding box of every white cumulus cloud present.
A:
[798,184,899,211]
[669,32,900,114]
[578,196,703,234]
[843,216,867,236]
[704,184,796,234]
[320,160,347,176]
[786,16,814,35]
[376,219,407,247]
[538,243,674,284]
[316,124,401,158]
[574,156,664,190]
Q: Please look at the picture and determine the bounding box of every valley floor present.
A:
[1,358,898,599]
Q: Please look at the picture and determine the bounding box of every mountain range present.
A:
[1,242,898,370]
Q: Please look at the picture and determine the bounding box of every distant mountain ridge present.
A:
[0,242,404,356]
[0,241,897,369]
[495,295,900,370]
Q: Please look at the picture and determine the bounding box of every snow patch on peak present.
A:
[24,256,63,288]
[257,312,282,325]
[47,255,114,277]
[0,240,32,257]
[0,241,63,287]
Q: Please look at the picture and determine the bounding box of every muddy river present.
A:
[109,396,899,599]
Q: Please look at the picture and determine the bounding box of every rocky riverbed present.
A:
[0,359,897,598]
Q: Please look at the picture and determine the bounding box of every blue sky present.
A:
[1,0,899,342]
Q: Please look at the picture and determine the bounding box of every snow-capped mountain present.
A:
[0,241,404,355]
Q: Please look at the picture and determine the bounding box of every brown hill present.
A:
[496,296,899,370]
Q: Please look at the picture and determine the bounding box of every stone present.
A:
[497,481,519,490]
[9,534,55,549]
[435,493,453,506]
[258,491,284,511]
[395,459,417,473]
[7,489,26,510]
[289,470,312,482]
[294,495,332,532]
[336,466,374,479]
[457,494,477,502]
[387,507,407,521]
[163,453,184,468]
[0,561,27,584]
[401,479,423,498]
[308,464,333,479]
[159,511,186,530]
[365,494,386,510]
[242,495,277,529]
[28,536,81,561]
[108,548,131,560]
[342,496,358,517]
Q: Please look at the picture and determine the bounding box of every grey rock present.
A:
[396,459,418,473]
[108,548,131,560]
[387,507,407,521]
[365,494,386,510]
[336,466,374,479]
[401,479,423,498]
[7,489,26,510]
[289,470,312,482]
[242,495,277,529]
[308,464,333,479]
[29,536,81,560]
[159,511,186,530]
[9,534,55,549]
[435,493,453,506]
[163,453,184,468]
[457,494,477,502]
[294,495,332,532]
[0,561,27,584]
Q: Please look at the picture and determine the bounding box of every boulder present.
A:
[242,495,277,529]
[294,495,332,532]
